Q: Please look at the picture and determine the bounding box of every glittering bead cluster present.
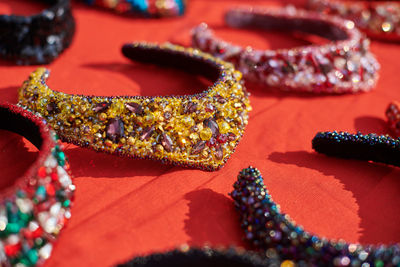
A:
[18,43,251,171]
[309,0,400,41]
[192,7,380,94]
[0,104,74,266]
[82,0,186,17]
[386,102,400,136]
[312,131,400,166]
[230,167,400,266]
[0,0,75,65]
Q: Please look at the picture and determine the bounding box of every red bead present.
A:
[217,134,228,143]
[4,243,21,257]
[46,184,55,196]
[38,166,47,178]
[50,171,58,181]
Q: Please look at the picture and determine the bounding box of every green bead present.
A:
[17,211,31,226]
[36,186,46,198]
[26,249,38,265]
[375,260,384,267]
[5,223,20,234]
[63,199,71,208]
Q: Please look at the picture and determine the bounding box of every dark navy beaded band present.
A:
[230,164,400,266]
[312,131,400,167]
[0,0,75,65]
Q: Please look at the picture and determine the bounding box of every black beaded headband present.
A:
[0,0,75,65]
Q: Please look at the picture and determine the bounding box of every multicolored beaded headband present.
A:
[18,42,251,171]
[386,101,400,136]
[308,0,400,41]
[118,246,272,267]
[0,0,75,65]
[192,6,380,94]
[81,0,186,17]
[0,103,74,266]
[230,132,400,266]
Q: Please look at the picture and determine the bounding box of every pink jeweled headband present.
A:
[308,0,400,42]
[191,6,380,94]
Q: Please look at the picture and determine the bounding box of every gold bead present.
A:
[201,150,209,158]
[127,136,136,146]
[155,144,164,153]
[218,121,230,134]
[183,116,194,127]
[99,113,107,121]
[92,124,101,132]
[105,140,113,147]
[200,128,212,140]
[281,260,295,267]
[144,113,155,125]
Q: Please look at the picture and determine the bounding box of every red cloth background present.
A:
[1,0,400,266]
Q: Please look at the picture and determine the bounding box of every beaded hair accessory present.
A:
[191,6,380,94]
[18,42,251,171]
[0,103,74,266]
[81,0,186,17]
[118,246,271,267]
[0,0,75,65]
[230,132,400,266]
[308,0,400,41]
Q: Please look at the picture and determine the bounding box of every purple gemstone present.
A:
[47,102,59,114]
[125,102,144,115]
[140,126,155,141]
[191,141,206,155]
[215,146,223,160]
[161,133,173,152]
[106,118,124,142]
[203,118,219,136]
[93,102,110,113]
[183,101,198,114]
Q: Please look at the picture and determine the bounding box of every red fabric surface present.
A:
[1,0,400,266]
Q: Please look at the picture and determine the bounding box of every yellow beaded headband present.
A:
[18,42,251,171]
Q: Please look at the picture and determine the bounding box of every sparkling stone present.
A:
[0,217,7,231]
[200,128,213,140]
[183,101,198,114]
[160,133,173,152]
[28,221,39,232]
[16,199,32,214]
[191,141,206,155]
[334,58,346,69]
[93,102,110,113]
[266,74,280,86]
[50,203,61,217]
[39,244,52,260]
[268,59,279,68]
[203,118,219,136]
[43,217,57,233]
[57,166,71,187]
[140,126,154,141]
[346,61,357,72]
[44,156,57,168]
[215,146,223,160]
[382,21,393,32]
[106,118,125,143]
[125,102,143,115]
[351,74,361,83]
